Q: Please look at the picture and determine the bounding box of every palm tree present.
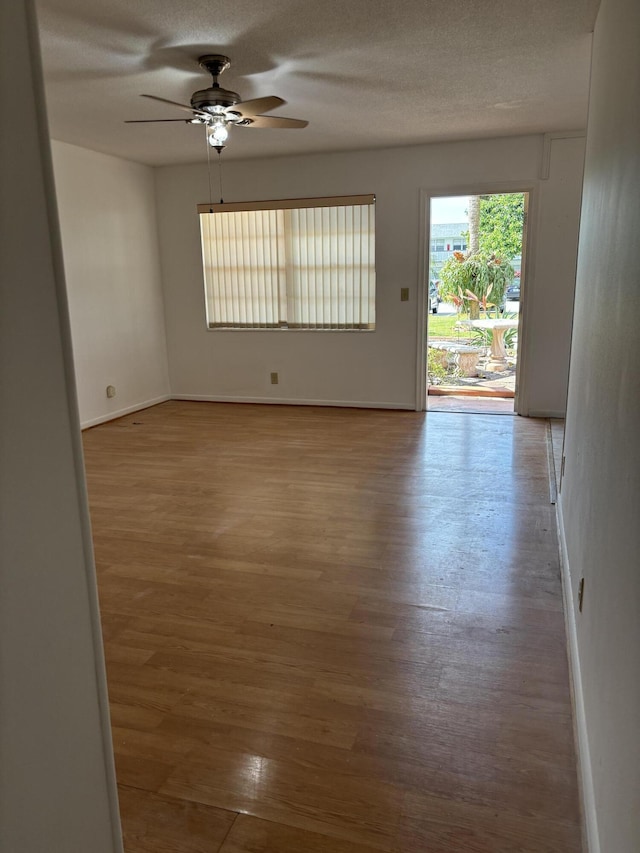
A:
[465,195,481,317]
[468,195,480,257]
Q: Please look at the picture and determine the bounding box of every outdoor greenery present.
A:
[427,347,451,384]
[429,311,469,341]
[428,312,471,338]
[478,193,524,260]
[438,251,514,319]
[429,312,518,351]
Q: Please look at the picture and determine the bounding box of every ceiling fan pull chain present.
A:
[206,125,213,208]
[217,149,224,205]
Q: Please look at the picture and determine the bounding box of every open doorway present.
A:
[425,192,528,414]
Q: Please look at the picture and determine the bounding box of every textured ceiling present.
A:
[35,0,600,166]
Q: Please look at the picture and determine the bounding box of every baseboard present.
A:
[80,395,172,429]
[556,495,600,853]
[171,394,413,410]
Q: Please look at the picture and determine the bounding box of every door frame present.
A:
[415,182,537,413]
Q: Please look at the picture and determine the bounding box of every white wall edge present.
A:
[556,494,600,853]
[172,394,413,410]
[22,1,123,848]
[415,189,429,412]
[81,395,172,429]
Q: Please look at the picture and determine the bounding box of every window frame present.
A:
[198,194,376,332]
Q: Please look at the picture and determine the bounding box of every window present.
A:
[431,238,445,252]
[452,236,468,251]
[198,195,375,329]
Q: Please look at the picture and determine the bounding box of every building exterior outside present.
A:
[429,222,468,279]
[429,221,521,286]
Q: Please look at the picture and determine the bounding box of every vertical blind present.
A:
[199,195,375,329]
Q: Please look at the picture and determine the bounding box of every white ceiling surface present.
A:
[36,0,600,166]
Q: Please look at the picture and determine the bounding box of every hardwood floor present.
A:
[83,401,581,852]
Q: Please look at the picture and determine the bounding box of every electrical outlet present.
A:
[106,385,116,398]
[578,577,585,612]
[400,287,409,302]
[270,372,279,385]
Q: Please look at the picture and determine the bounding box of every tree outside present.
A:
[438,193,521,319]
[478,193,524,259]
[468,195,480,255]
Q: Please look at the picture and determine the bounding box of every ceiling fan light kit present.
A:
[207,116,229,149]
[127,54,308,153]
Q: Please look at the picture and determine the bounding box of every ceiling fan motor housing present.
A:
[191,86,241,113]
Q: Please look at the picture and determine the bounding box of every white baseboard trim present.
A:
[557,495,600,853]
[171,394,413,410]
[81,394,172,429]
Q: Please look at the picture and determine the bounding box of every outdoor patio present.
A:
[427,313,518,401]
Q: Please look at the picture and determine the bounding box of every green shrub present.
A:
[439,251,514,319]
[427,347,460,384]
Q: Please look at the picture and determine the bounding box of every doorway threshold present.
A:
[427,392,515,414]
[429,386,514,399]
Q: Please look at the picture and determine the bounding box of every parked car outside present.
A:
[506,281,521,301]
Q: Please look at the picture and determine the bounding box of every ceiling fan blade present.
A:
[140,94,203,117]
[242,115,308,129]
[125,118,191,123]
[233,96,285,118]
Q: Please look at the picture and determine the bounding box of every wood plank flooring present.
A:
[82,401,581,853]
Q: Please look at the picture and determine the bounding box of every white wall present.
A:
[155,134,584,413]
[52,141,170,427]
[559,0,640,850]
[526,135,585,416]
[0,2,122,851]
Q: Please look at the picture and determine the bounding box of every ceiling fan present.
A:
[126,54,308,151]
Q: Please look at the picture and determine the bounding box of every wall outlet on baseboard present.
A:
[106,385,116,398]
[400,287,409,302]
[270,372,279,385]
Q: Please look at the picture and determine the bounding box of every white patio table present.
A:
[469,318,519,371]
